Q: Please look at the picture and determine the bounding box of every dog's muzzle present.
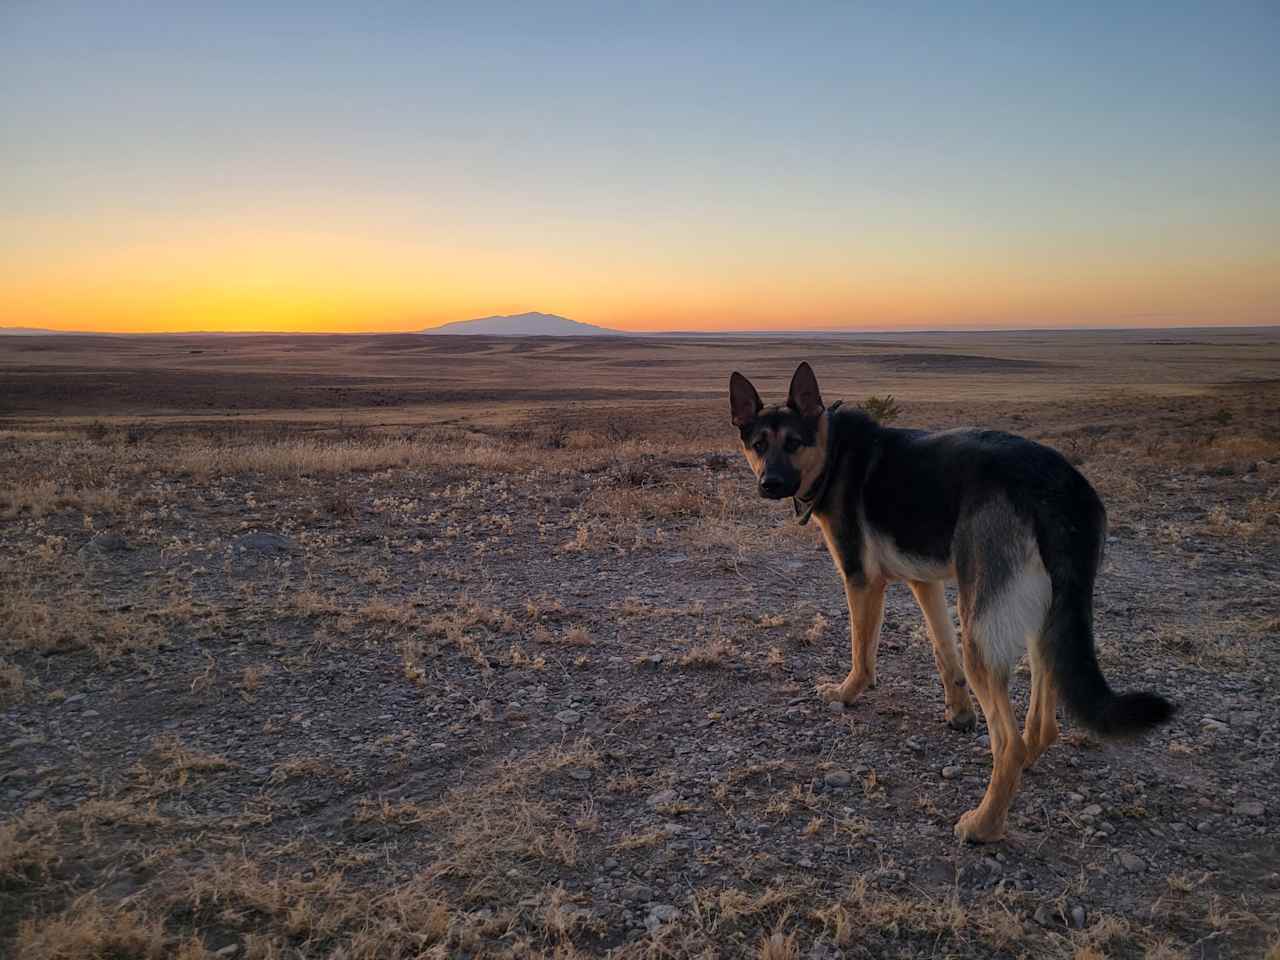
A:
[758,475,795,499]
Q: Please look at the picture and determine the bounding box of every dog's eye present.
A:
[752,438,768,454]
[784,436,801,453]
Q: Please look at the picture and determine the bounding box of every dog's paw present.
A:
[946,706,977,732]
[816,681,849,704]
[817,674,872,705]
[954,808,1006,844]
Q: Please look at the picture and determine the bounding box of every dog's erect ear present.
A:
[729,372,762,427]
[787,362,824,418]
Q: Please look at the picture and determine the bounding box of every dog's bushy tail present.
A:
[1039,501,1174,737]
[1043,589,1173,735]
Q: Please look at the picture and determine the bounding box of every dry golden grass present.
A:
[678,637,736,668]
[270,756,351,785]
[0,656,28,705]
[0,478,127,519]
[2,332,1277,959]
[13,896,173,960]
[130,736,236,795]
[0,579,166,660]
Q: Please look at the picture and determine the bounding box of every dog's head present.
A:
[729,362,828,500]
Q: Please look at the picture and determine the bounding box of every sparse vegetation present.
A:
[859,394,901,424]
[1,331,1277,957]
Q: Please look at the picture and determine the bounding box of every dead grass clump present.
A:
[0,478,128,518]
[756,924,800,960]
[14,895,170,960]
[358,597,417,624]
[800,613,829,647]
[0,581,165,660]
[678,638,736,668]
[0,812,58,883]
[0,657,28,705]
[533,625,593,647]
[525,594,568,620]
[612,827,672,850]
[131,736,236,795]
[270,756,351,785]
[859,394,901,424]
[171,434,534,479]
[586,483,708,521]
[371,740,602,895]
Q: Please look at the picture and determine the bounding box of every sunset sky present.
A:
[2,3,1277,333]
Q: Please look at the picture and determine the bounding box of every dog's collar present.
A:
[792,400,842,526]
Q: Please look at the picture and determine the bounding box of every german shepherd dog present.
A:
[730,362,1173,843]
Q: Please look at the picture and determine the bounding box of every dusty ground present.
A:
[1,329,1278,959]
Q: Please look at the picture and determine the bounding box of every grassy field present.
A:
[1,328,1278,959]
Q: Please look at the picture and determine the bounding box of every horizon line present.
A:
[3,320,1278,338]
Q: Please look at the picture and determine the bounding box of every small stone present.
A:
[1083,803,1103,817]
[941,766,960,780]
[647,790,678,807]
[567,768,592,781]
[554,709,582,725]
[827,700,845,714]
[1118,852,1146,874]
[645,904,678,933]
[77,533,130,560]
[1032,903,1056,926]
[1229,711,1260,730]
[620,883,655,902]
[215,946,240,958]
[1070,905,1087,929]
[1233,801,1265,818]
[823,770,853,788]
[1196,820,1213,833]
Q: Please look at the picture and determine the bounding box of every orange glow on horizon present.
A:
[3,218,1277,335]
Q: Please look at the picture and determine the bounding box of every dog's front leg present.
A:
[818,578,886,705]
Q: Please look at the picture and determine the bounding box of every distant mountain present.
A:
[0,326,79,335]
[420,312,622,336]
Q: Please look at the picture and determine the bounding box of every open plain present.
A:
[1,327,1278,959]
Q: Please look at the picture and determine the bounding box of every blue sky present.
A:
[2,2,1277,331]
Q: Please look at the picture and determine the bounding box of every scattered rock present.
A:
[554,709,582,725]
[941,765,960,780]
[1118,852,1146,874]
[230,532,297,562]
[77,533,129,560]
[823,769,853,788]
[1233,801,1265,818]
[645,904,678,933]
[1071,905,1087,929]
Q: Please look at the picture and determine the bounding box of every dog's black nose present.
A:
[759,476,786,498]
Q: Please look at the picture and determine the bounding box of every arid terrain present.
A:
[1,328,1278,959]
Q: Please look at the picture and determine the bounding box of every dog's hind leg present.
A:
[952,524,1050,843]
[817,578,885,706]
[954,637,1026,844]
[909,580,976,731]
[1022,646,1059,769]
